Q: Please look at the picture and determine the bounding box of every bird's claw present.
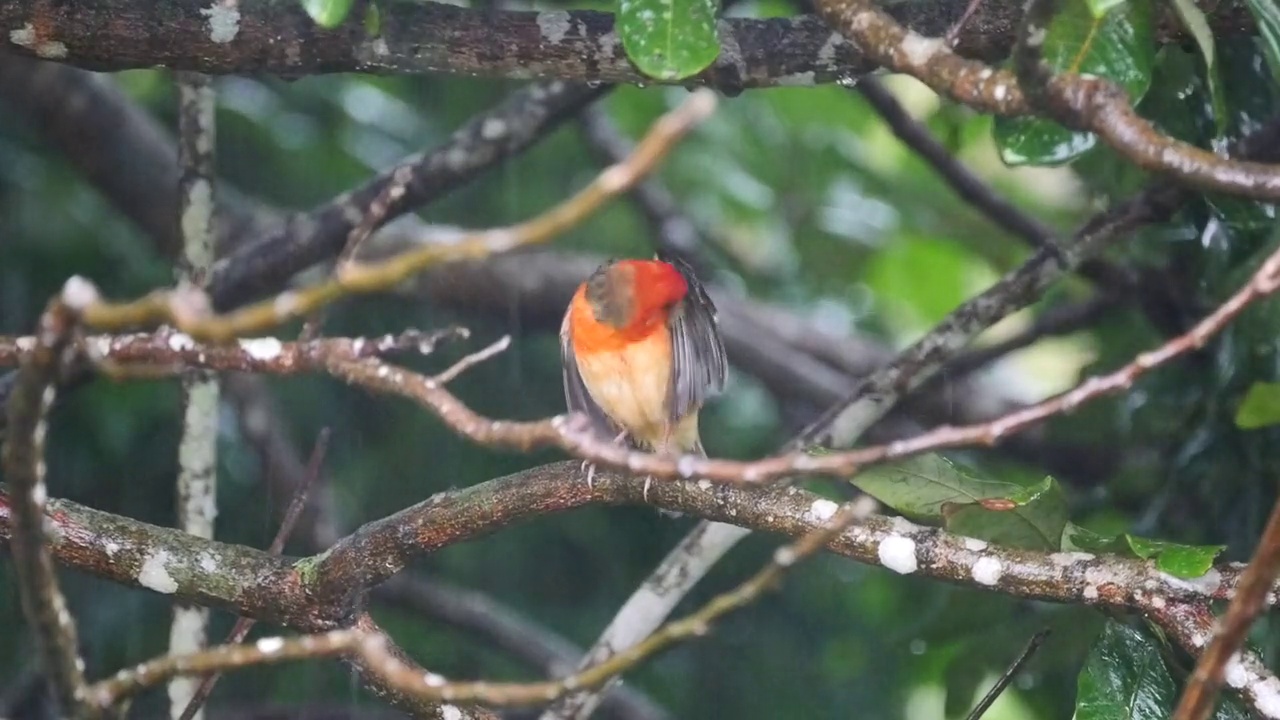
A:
[580,459,597,491]
[642,475,655,502]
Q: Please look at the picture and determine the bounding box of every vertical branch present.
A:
[2,281,96,718]
[170,70,220,720]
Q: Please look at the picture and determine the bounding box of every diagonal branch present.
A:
[207,80,609,310]
[812,0,1280,201]
[76,89,718,341]
[1171,493,1280,720]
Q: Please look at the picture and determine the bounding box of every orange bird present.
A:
[560,255,727,498]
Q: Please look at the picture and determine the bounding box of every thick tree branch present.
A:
[0,464,1268,646]
[0,1,1253,87]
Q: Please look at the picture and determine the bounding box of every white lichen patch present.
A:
[971,557,1002,586]
[201,3,241,44]
[1049,551,1095,566]
[480,117,507,141]
[198,551,218,573]
[889,515,920,535]
[962,537,988,552]
[240,337,283,361]
[537,10,572,45]
[138,550,179,594]
[696,478,713,492]
[9,23,69,59]
[598,31,621,62]
[1255,675,1280,718]
[168,332,196,352]
[804,498,839,524]
[256,636,285,654]
[816,32,844,68]
[104,541,120,557]
[441,706,464,720]
[1226,655,1249,688]
[899,32,942,67]
[1160,567,1222,596]
[878,535,917,575]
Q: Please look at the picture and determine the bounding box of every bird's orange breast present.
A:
[569,289,674,447]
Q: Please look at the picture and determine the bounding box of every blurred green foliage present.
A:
[3,0,1280,717]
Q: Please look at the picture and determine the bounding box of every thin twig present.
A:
[174,429,332,720]
[433,336,512,385]
[1171,494,1280,720]
[964,628,1050,720]
[1,279,97,718]
[170,69,220,720]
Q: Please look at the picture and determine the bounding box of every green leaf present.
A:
[1244,0,1280,83]
[1063,525,1224,578]
[1165,0,1227,133]
[851,455,1068,550]
[1075,622,1175,719]
[1235,381,1280,429]
[299,0,355,29]
[618,0,721,81]
[993,0,1156,166]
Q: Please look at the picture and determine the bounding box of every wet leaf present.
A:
[1165,0,1226,133]
[993,0,1155,166]
[1235,381,1280,429]
[851,455,1068,550]
[1075,622,1175,719]
[618,0,721,81]
[1244,0,1280,83]
[299,0,355,28]
[1064,525,1224,578]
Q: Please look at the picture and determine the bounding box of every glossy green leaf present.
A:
[299,0,355,29]
[1244,0,1280,82]
[1064,525,1224,578]
[1235,381,1280,429]
[1165,0,1227,133]
[618,0,721,81]
[851,455,1068,550]
[1075,622,1175,719]
[993,0,1156,166]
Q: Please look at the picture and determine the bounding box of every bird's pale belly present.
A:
[574,333,673,448]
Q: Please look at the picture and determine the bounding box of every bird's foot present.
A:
[580,459,598,491]
[642,474,655,502]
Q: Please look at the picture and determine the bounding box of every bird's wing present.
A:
[663,254,728,424]
[559,306,620,438]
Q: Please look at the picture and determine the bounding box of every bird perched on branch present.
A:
[559,255,727,500]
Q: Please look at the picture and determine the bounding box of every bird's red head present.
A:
[581,259,688,340]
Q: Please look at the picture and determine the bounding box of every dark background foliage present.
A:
[3,0,1280,718]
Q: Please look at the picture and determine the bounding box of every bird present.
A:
[559,254,727,501]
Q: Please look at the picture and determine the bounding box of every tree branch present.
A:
[812,0,1280,201]
[1,280,97,718]
[170,69,221,720]
[76,89,715,341]
[0,1,1253,87]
